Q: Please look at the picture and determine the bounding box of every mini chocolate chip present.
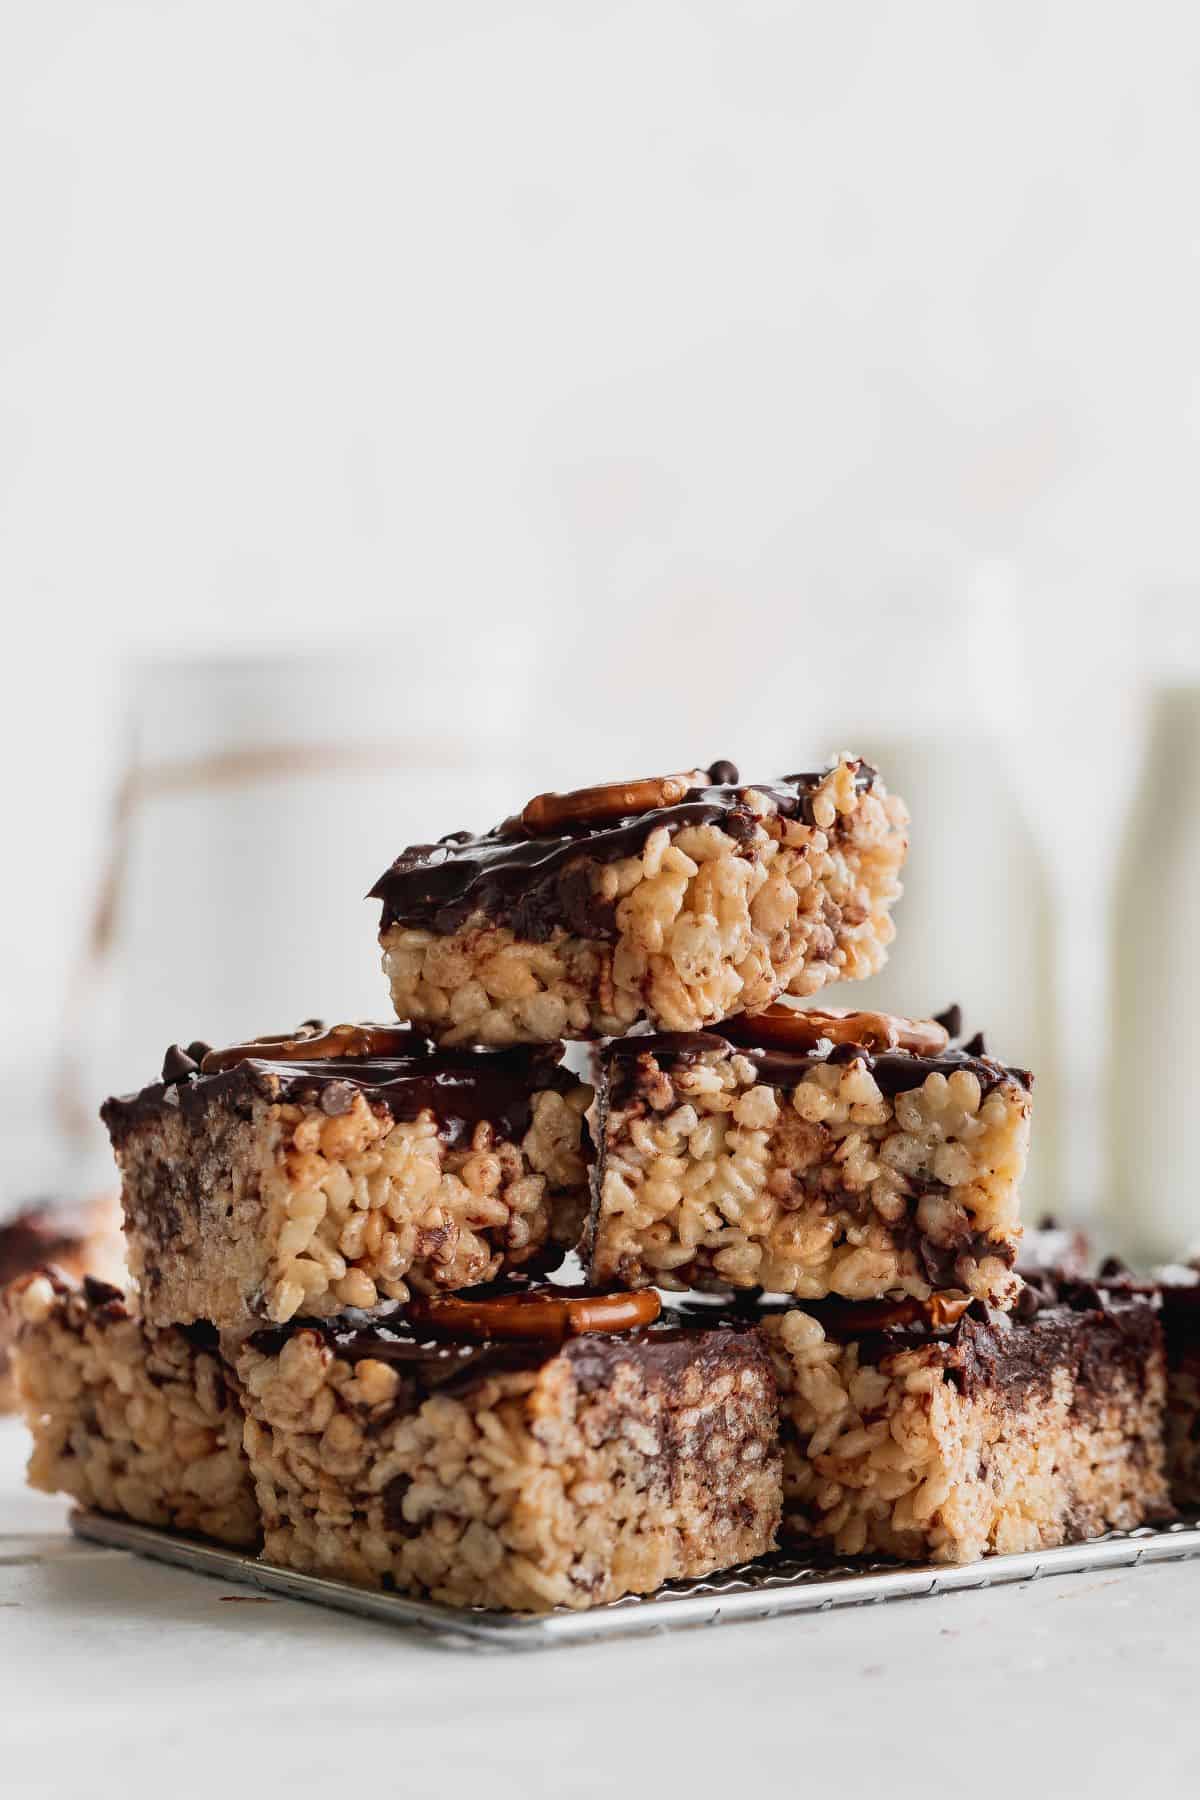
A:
[319,1081,356,1116]
[827,1041,869,1065]
[1099,1255,1129,1279]
[963,1031,987,1057]
[382,1474,414,1535]
[161,1044,199,1083]
[933,1004,963,1039]
[186,1040,213,1065]
[1014,1284,1043,1322]
[919,1237,955,1287]
[722,807,757,841]
[440,830,473,844]
[297,1017,325,1034]
[82,1275,125,1308]
[180,1320,220,1351]
[708,759,739,786]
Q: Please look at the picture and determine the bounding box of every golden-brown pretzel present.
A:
[721,1004,950,1057]
[404,1286,661,1344]
[200,1022,422,1073]
[515,771,706,835]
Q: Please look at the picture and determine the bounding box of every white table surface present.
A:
[3,1415,1197,1800]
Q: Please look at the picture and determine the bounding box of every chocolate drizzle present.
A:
[675,1275,1162,1406]
[601,1028,1031,1099]
[815,1275,1159,1399]
[246,1314,549,1398]
[370,762,876,940]
[246,1291,764,1404]
[102,1042,576,1150]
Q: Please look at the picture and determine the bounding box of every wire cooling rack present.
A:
[69,1508,1200,1651]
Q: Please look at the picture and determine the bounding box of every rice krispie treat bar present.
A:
[586,1005,1031,1307]
[6,1269,259,1547]
[0,1197,125,1410]
[237,1284,781,1611]
[761,1274,1168,1564]
[102,1023,593,1330]
[371,756,908,1046]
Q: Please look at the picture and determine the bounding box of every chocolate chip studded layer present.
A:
[585,1020,1031,1306]
[762,1275,1168,1563]
[5,1270,259,1547]
[102,1034,593,1329]
[372,756,908,1044]
[237,1301,780,1611]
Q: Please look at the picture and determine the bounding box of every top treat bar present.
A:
[370,756,908,1045]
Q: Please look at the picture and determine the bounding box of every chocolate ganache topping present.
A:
[247,1282,761,1404]
[101,1025,576,1150]
[601,1007,1032,1100]
[369,758,877,940]
[677,1273,1160,1403]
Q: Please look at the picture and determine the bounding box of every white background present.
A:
[4,6,1200,1217]
[6,11,1200,1795]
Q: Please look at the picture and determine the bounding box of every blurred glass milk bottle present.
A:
[1109,685,1200,1260]
[63,641,536,1164]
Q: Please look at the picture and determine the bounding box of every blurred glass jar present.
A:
[60,644,535,1183]
[1109,685,1200,1261]
[824,734,1060,1221]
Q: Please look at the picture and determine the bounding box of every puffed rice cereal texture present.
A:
[587,1039,1030,1306]
[6,1271,259,1547]
[762,1290,1167,1564]
[237,1321,781,1611]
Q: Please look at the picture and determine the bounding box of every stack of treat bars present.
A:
[6,756,1200,1612]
